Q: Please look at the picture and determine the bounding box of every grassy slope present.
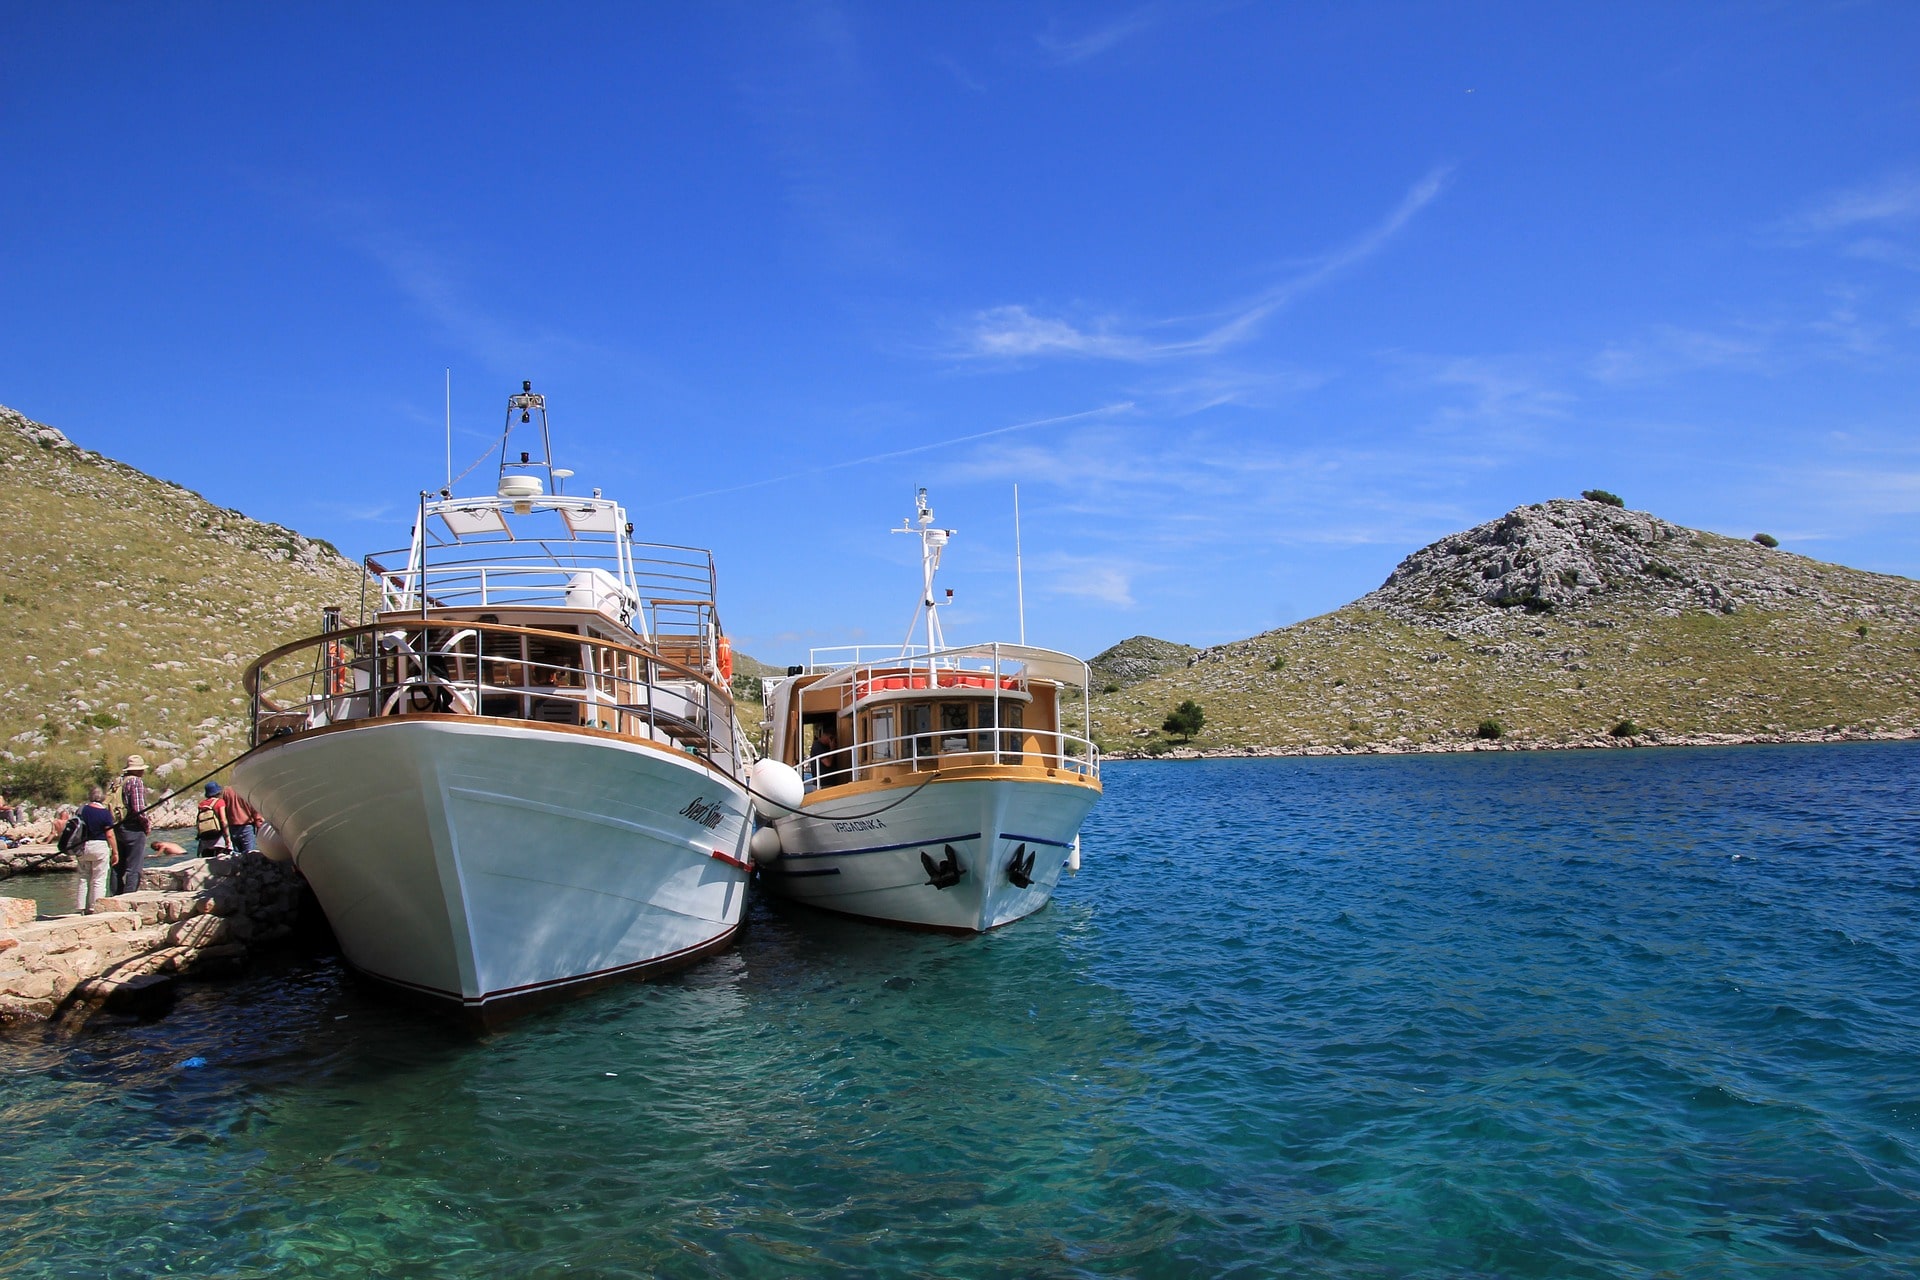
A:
[1,406,367,787]
[1095,534,1920,754]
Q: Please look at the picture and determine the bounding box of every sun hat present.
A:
[124,754,147,772]
[205,781,222,797]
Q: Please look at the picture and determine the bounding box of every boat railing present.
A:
[363,539,719,624]
[244,620,749,774]
[802,725,1100,792]
[807,644,932,672]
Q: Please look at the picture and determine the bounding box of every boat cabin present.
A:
[765,645,1097,790]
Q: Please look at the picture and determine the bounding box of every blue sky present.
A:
[4,3,1917,663]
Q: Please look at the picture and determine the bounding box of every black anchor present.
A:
[1006,844,1036,889]
[920,845,965,889]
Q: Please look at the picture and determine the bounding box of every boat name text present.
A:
[833,819,887,833]
[679,797,733,830]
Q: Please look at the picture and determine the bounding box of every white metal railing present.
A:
[801,726,1100,792]
[807,643,932,672]
[364,536,718,627]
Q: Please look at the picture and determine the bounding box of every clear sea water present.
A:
[4,743,1919,1278]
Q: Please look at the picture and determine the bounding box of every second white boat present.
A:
[751,489,1102,931]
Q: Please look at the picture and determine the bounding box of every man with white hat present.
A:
[114,754,154,895]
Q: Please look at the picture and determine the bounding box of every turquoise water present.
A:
[4,743,1919,1277]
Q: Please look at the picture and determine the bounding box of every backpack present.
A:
[196,801,225,837]
[113,777,151,832]
[57,816,83,854]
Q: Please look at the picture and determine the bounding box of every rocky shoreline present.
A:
[0,851,309,1025]
[1106,725,1920,760]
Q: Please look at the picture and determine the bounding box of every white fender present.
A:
[749,759,804,821]
[749,826,783,864]
[1068,833,1082,873]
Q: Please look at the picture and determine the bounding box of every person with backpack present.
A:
[196,782,231,857]
[111,754,153,894]
[74,787,119,913]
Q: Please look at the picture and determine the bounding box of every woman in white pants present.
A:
[73,786,119,914]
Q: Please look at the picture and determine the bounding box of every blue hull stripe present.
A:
[1001,831,1075,849]
[779,832,981,861]
[769,866,841,878]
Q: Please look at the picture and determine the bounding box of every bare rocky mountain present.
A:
[1094,497,1920,755]
[1355,498,1887,632]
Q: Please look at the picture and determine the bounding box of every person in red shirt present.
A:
[220,787,260,856]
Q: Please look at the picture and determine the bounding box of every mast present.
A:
[895,487,955,654]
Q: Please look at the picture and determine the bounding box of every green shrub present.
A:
[0,760,79,805]
[1161,700,1205,743]
[1582,489,1625,508]
[1268,655,1286,671]
[1476,719,1504,740]
[1644,561,1679,581]
[1611,719,1639,738]
[1752,533,1779,548]
[1856,624,1869,638]
[82,712,120,730]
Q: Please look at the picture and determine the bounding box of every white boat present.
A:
[751,489,1101,931]
[235,383,755,1020]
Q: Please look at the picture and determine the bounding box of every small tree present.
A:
[1752,533,1779,548]
[1611,719,1639,738]
[1581,489,1625,508]
[1476,719,1504,739]
[1162,700,1205,743]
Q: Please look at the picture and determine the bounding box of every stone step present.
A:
[93,890,208,926]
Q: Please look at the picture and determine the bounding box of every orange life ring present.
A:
[717,636,734,682]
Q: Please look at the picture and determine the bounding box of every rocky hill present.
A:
[1090,635,1198,689]
[0,405,367,795]
[1094,497,1920,754]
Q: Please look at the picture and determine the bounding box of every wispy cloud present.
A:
[1036,8,1161,65]
[952,167,1453,362]
[1782,172,1920,236]
[662,402,1134,505]
[1588,323,1771,383]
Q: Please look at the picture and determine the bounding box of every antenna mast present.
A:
[1014,483,1025,646]
[894,487,955,654]
[444,368,452,489]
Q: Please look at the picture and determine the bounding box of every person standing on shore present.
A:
[220,787,260,856]
[113,754,152,894]
[75,787,118,913]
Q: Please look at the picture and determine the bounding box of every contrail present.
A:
[664,402,1135,504]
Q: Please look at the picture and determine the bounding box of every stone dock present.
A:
[0,851,308,1025]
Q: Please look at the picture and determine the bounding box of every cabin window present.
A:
[939,702,971,753]
[870,708,896,761]
[1003,701,1025,756]
[905,703,932,759]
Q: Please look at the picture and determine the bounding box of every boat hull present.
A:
[233,717,753,1018]
[762,774,1097,931]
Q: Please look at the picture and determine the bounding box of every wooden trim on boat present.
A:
[800,761,1101,807]
[245,711,747,782]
